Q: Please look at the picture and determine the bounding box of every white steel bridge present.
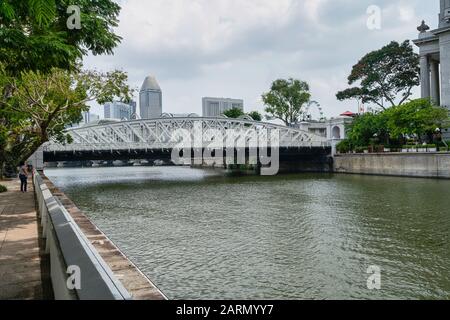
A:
[44,117,330,153]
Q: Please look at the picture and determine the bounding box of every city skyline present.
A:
[85,0,439,119]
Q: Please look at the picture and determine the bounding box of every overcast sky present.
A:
[85,0,440,119]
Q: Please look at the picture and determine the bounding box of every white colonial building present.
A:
[293,115,354,155]
[413,0,450,138]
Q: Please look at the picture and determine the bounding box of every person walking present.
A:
[18,163,29,193]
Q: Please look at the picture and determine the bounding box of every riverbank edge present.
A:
[38,171,167,300]
[334,152,450,179]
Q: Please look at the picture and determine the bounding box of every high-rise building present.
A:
[202,97,244,117]
[104,101,133,120]
[74,111,100,127]
[140,75,162,119]
[90,113,100,122]
[82,111,90,124]
[129,101,137,117]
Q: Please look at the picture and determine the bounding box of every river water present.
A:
[45,167,450,300]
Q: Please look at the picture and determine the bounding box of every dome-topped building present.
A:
[139,75,162,119]
[141,75,161,91]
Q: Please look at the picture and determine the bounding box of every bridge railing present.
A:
[33,171,132,300]
[44,118,330,152]
[43,141,330,152]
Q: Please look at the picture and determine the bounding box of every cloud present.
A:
[84,0,439,118]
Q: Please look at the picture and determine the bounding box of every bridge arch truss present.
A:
[44,117,330,152]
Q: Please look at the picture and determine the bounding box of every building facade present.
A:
[161,113,200,118]
[129,101,137,118]
[78,111,100,126]
[90,113,100,123]
[82,111,90,124]
[104,101,133,120]
[294,117,353,141]
[202,97,244,117]
[294,116,353,155]
[139,75,162,119]
[414,0,450,137]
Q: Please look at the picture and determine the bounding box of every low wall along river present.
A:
[334,153,450,179]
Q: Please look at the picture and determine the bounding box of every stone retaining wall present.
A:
[334,153,450,179]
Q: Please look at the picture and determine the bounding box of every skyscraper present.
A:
[129,100,137,117]
[104,101,133,120]
[140,75,162,119]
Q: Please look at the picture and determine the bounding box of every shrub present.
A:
[0,184,7,193]
[355,146,367,153]
[417,144,436,149]
[336,140,351,153]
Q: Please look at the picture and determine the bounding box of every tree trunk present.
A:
[0,160,4,180]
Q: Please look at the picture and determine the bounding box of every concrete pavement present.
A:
[0,178,51,300]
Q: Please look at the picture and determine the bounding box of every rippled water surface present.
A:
[45,167,450,299]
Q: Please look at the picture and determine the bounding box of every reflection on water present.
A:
[45,166,450,299]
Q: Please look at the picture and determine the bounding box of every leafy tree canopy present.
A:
[223,107,245,119]
[0,66,132,176]
[336,40,419,110]
[384,98,448,139]
[247,111,262,122]
[342,99,448,150]
[262,78,311,126]
[0,0,122,75]
[0,0,125,177]
[346,111,390,147]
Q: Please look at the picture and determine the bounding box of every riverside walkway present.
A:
[0,178,50,299]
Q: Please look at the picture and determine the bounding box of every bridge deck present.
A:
[0,179,51,299]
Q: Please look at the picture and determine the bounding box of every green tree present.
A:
[262,78,311,126]
[0,67,132,177]
[346,112,390,148]
[247,111,262,122]
[340,99,449,151]
[0,0,121,75]
[223,107,245,118]
[336,41,419,110]
[385,98,448,140]
[0,0,125,177]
